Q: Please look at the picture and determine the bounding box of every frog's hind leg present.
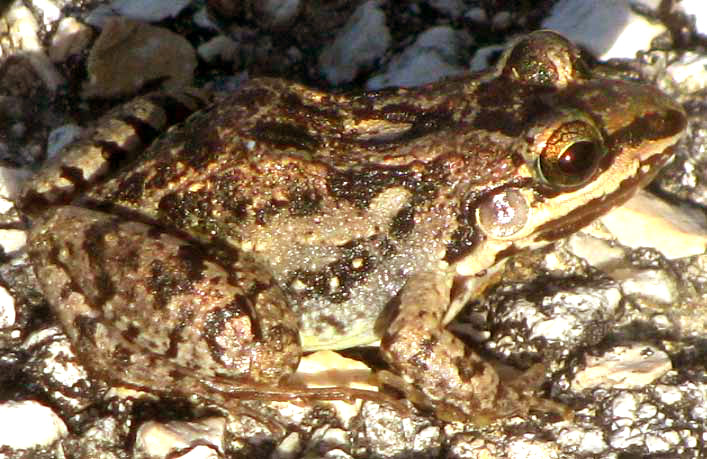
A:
[28,205,302,395]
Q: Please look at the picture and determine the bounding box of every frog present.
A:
[18,30,686,422]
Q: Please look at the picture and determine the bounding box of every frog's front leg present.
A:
[380,272,535,421]
[28,206,301,395]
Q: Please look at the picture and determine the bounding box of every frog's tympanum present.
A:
[19,31,686,421]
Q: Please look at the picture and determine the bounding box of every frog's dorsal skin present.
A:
[20,31,686,421]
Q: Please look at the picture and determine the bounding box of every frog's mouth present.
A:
[532,142,678,243]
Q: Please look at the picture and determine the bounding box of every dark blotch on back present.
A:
[390,205,415,238]
[252,121,319,152]
[286,238,379,303]
[147,246,205,310]
[288,187,322,216]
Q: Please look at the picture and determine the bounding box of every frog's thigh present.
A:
[380,271,525,419]
[29,206,301,390]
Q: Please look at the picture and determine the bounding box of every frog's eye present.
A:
[537,121,605,188]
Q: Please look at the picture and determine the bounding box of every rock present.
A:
[25,0,61,27]
[0,229,26,255]
[318,0,391,85]
[0,166,29,201]
[83,18,197,98]
[612,268,679,304]
[0,285,16,328]
[0,400,67,450]
[290,350,377,424]
[542,0,666,59]
[664,52,707,94]
[600,190,707,260]
[135,417,226,458]
[571,345,672,391]
[1,3,65,91]
[427,0,465,18]
[49,17,94,62]
[46,124,82,158]
[679,0,707,36]
[254,0,302,29]
[197,35,239,64]
[366,26,469,89]
[109,0,192,23]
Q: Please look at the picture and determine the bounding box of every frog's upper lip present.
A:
[533,141,680,243]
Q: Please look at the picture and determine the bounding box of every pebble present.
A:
[427,0,465,18]
[0,166,30,202]
[49,17,94,62]
[135,417,225,458]
[83,18,197,98]
[571,345,672,391]
[0,285,16,328]
[366,26,468,89]
[197,35,239,64]
[255,0,302,29]
[601,191,707,259]
[542,0,665,59]
[679,0,707,36]
[290,350,376,424]
[665,52,707,93]
[0,229,26,255]
[109,0,192,22]
[612,268,678,304]
[318,0,391,85]
[46,124,82,159]
[2,3,65,91]
[25,0,62,27]
[0,400,67,450]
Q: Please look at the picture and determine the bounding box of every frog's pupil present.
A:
[559,141,597,178]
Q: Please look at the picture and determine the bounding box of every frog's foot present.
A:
[380,272,559,423]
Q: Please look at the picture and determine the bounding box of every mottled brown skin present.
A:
[21,31,686,421]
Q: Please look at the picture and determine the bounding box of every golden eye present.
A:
[537,121,605,188]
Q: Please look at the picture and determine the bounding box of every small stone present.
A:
[571,345,672,391]
[0,285,16,328]
[601,190,707,259]
[1,3,65,90]
[274,432,302,459]
[469,44,504,72]
[542,0,666,59]
[135,417,225,458]
[679,0,707,36]
[290,350,376,424]
[665,52,707,94]
[0,229,26,254]
[427,0,465,18]
[0,166,30,201]
[83,18,197,98]
[318,0,391,85]
[25,0,61,27]
[566,230,626,270]
[110,0,192,22]
[491,11,512,29]
[49,17,94,62]
[613,268,678,304]
[465,7,487,23]
[0,400,67,449]
[507,439,561,459]
[197,35,239,64]
[47,124,82,158]
[254,0,302,29]
[366,26,468,89]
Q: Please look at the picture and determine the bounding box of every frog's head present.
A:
[455,30,687,276]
